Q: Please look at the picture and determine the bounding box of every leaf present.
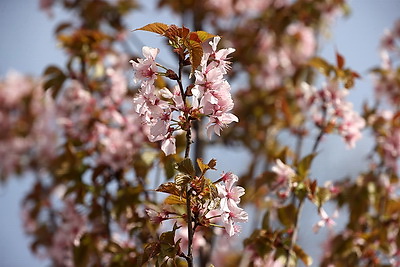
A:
[176,158,195,176]
[189,32,202,43]
[159,223,181,258]
[43,65,66,98]
[164,195,186,205]
[196,31,216,42]
[207,158,217,169]
[156,182,181,197]
[277,204,297,227]
[261,211,270,230]
[188,40,203,74]
[315,187,331,207]
[293,245,313,266]
[297,153,316,181]
[174,173,191,186]
[197,158,209,173]
[197,158,216,173]
[134,22,169,35]
[336,50,345,69]
[309,57,332,76]
[140,242,161,265]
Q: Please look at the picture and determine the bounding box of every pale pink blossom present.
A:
[286,22,316,62]
[271,159,296,186]
[221,202,248,236]
[382,128,400,170]
[217,175,245,212]
[313,208,337,233]
[130,46,159,83]
[48,199,87,267]
[161,136,176,156]
[175,227,207,256]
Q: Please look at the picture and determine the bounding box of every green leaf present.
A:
[134,22,169,35]
[315,187,331,207]
[261,211,270,230]
[277,204,297,228]
[297,153,316,181]
[176,158,195,176]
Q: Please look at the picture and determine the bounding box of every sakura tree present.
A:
[1,0,400,266]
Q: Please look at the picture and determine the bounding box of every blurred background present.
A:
[0,0,399,266]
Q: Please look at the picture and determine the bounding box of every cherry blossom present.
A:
[130,46,159,83]
[271,159,296,185]
[216,175,245,212]
[313,208,338,233]
[220,203,248,236]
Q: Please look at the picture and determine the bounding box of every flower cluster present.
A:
[270,159,296,199]
[215,172,248,236]
[300,80,365,148]
[48,199,87,267]
[0,71,57,178]
[55,54,148,171]
[192,36,238,138]
[131,37,237,155]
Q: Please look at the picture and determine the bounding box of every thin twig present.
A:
[284,199,305,267]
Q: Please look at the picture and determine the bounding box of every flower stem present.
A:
[285,198,305,267]
[176,54,194,267]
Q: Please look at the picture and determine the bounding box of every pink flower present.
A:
[313,208,337,233]
[130,46,159,83]
[271,159,295,186]
[175,227,206,256]
[382,128,400,170]
[221,202,248,236]
[161,136,176,156]
[217,174,245,212]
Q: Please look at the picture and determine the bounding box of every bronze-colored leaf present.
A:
[134,22,169,35]
[293,245,313,266]
[164,195,186,205]
[188,40,203,74]
[156,182,181,197]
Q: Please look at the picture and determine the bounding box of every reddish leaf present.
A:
[336,50,345,69]
[188,40,203,74]
[189,32,202,43]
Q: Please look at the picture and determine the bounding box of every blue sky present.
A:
[0,0,399,266]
